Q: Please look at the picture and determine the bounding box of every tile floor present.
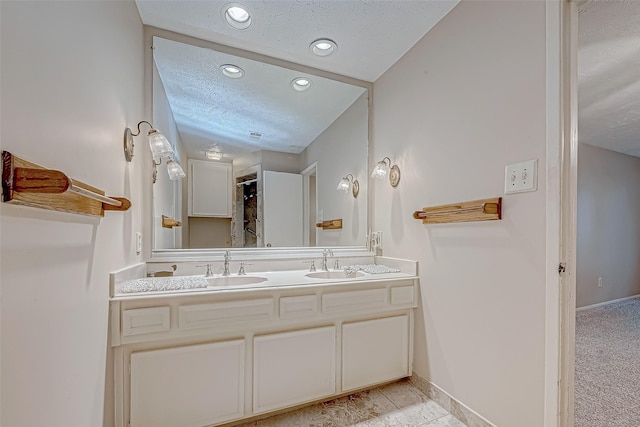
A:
[233,380,467,427]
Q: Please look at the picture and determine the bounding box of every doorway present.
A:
[301,162,318,247]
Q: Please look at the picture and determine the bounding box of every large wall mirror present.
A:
[148,30,371,257]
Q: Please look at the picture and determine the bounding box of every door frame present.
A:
[545,1,578,426]
[301,162,318,247]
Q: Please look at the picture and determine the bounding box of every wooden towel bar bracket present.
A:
[413,197,502,224]
[316,219,343,230]
[2,151,131,217]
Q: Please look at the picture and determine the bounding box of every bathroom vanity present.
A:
[110,262,417,427]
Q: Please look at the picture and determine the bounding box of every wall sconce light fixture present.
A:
[371,156,400,187]
[125,121,185,183]
[337,174,359,198]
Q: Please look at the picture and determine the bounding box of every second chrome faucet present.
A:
[222,250,231,276]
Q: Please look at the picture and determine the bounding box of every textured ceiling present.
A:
[578,0,640,157]
[153,37,366,159]
[136,0,460,82]
[139,0,460,160]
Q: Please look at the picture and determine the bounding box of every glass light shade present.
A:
[148,130,174,158]
[371,160,390,179]
[166,159,186,180]
[336,177,350,192]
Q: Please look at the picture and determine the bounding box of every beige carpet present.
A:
[575,297,640,426]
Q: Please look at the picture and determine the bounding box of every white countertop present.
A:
[112,268,416,300]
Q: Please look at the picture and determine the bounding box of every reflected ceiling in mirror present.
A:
[153,37,366,160]
[151,34,370,254]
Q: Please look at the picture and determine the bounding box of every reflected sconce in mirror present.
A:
[124,121,185,183]
[371,156,400,187]
[337,174,359,198]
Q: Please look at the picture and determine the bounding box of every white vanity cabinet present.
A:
[112,276,417,427]
[253,326,336,413]
[129,339,245,427]
[188,159,232,217]
[342,315,409,392]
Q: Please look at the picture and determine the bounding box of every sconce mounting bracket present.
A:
[124,127,134,162]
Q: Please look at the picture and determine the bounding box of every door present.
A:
[129,340,245,427]
[263,170,303,247]
[342,315,410,392]
[253,326,336,413]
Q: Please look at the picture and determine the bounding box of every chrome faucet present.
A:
[222,251,231,276]
[321,249,333,271]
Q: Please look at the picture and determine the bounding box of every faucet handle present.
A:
[237,262,253,275]
[302,260,317,272]
[224,250,231,260]
[333,259,340,270]
[196,263,214,277]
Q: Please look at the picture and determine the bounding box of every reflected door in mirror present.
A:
[263,171,303,247]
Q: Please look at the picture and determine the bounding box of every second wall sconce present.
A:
[337,174,359,198]
[371,156,400,187]
[124,121,186,183]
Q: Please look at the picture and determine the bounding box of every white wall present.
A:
[372,2,547,426]
[302,92,368,247]
[153,62,185,250]
[577,143,640,307]
[0,2,144,426]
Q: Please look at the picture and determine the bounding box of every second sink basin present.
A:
[305,271,366,280]
[206,276,268,287]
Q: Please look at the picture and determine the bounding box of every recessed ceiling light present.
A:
[310,39,337,57]
[224,4,251,30]
[220,64,244,79]
[291,77,312,92]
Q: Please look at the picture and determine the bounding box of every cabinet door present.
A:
[130,339,244,427]
[188,160,232,217]
[342,315,409,392]
[253,326,336,414]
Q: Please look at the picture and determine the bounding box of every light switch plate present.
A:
[135,232,142,255]
[504,159,538,194]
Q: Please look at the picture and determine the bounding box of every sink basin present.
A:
[305,271,365,280]
[206,276,268,287]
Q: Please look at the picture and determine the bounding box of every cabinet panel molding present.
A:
[342,315,409,391]
[253,326,336,414]
[130,339,245,427]
[122,306,170,337]
[322,288,387,314]
[188,160,232,217]
[179,298,275,330]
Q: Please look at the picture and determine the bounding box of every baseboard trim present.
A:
[576,294,640,312]
[409,372,496,427]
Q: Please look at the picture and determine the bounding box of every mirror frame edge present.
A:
[142,25,374,261]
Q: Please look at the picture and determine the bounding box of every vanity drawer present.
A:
[179,298,275,330]
[280,295,318,319]
[122,306,171,337]
[322,288,387,314]
[390,285,415,305]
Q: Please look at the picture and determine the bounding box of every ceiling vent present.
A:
[249,132,262,140]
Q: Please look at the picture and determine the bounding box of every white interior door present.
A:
[263,170,303,247]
